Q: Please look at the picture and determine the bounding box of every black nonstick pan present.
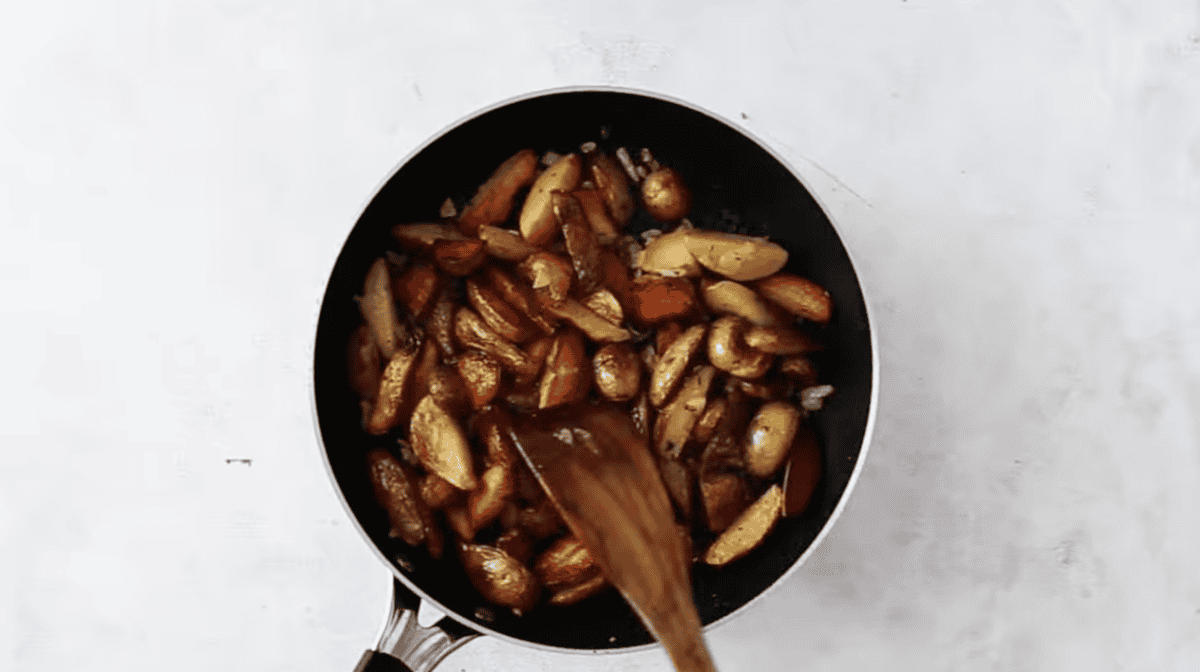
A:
[311,87,879,671]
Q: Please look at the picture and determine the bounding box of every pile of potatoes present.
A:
[349,141,834,616]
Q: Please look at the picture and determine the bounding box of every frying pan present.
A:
[311,87,879,671]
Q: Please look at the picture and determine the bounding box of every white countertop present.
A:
[3,2,1199,670]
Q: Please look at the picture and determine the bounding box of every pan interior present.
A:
[313,90,873,650]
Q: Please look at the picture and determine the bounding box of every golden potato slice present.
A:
[453,307,538,379]
[520,153,581,247]
[391,223,467,251]
[692,396,727,445]
[495,527,535,564]
[475,405,520,469]
[658,454,693,520]
[653,365,716,459]
[426,365,472,418]
[460,543,541,614]
[778,355,819,387]
[538,330,590,409]
[518,499,565,539]
[630,392,652,439]
[419,472,462,510]
[703,484,783,566]
[539,298,632,343]
[641,167,691,222]
[655,321,684,356]
[512,335,553,388]
[429,292,459,359]
[683,231,788,281]
[445,505,473,541]
[549,573,610,607]
[365,343,421,435]
[455,350,502,409]
[699,389,750,476]
[744,401,802,478]
[478,224,539,261]
[583,288,624,326]
[702,280,787,327]
[533,535,599,589]
[554,192,604,294]
[409,394,477,491]
[592,343,641,402]
[465,277,536,343]
[784,427,822,516]
[366,448,426,546]
[744,324,823,355]
[484,266,556,336]
[626,275,698,327]
[597,248,633,304]
[392,263,442,321]
[571,189,619,244]
[755,273,833,324]
[638,228,702,277]
[410,333,440,405]
[707,315,774,379]
[360,258,406,361]
[518,252,574,306]
[700,472,751,534]
[589,153,634,227]
[469,463,515,532]
[457,149,539,235]
[433,238,487,277]
[348,323,382,401]
[649,324,707,407]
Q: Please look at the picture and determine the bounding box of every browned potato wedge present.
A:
[554,192,603,294]
[433,238,487,277]
[469,463,515,532]
[778,355,819,387]
[485,266,557,335]
[519,252,574,306]
[445,506,474,541]
[583,288,624,326]
[655,321,684,356]
[419,472,462,510]
[658,455,693,519]
[744,324,823,355]
[539,298,632,343]
[392,263,442,321]
[626,275,698,327]
[784,427,822,516]
[533,535,599,589]
[458,149,539,235]
[592,343,641,402]
[744,401,802,478]
[538,330,590,409]
[453,307,538,379]
[699,389,750,476]
[641,167,692,222]
[549,573,610,607]
[597,248,633,303]
[654,365,716,458]
[755,273,833,324]
[366,448,427,546]
[518,499,565,539]
[392,223,467,250]
[478,224,539,261]
[700,472,751,534]
[640,341,659,374]
[571,189,619,244]
[466,277,536,343]
[649,323,707,407]
[692,396,727,445]
[460,543,541,614]
[365,343,421,435]
[429,292,459,359]
[683,231,788,281]
[348,323,382,401]
[630,392,652,439]
[708,315,774,379]
[703,484,783,566]
[520,153,581,247]
[360,258,406,361]
[427,365,472,418]
[728,377,788,401]
[495,527,535,564]
[475,405,520,469]
[455,350,502,409]
[637,228,702,277]
[513,335,554,388]
[702,280,787,327]
[589,153,634,227]
[409,394,477,491]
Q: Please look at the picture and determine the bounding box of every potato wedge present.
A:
[549,573,610,606]
[455,350,502,409]
[755,273,833,324]
[658,455,693,520]
[744,401,802,478]
[495,527,535,564]
[392,263,442,321]
[784,426,822,516]
[478,224,539,261]
[513,335,553,388]
[520,153,581,247]
[427,365,472,418]
[360,258,406,361]
[348,323,382,401]
[637,228,702,278]
[392,223,467,251]
[458,149,539,235]
[630,392,652,439]
[728,377,788,401]
[703,484,783,566]
[641,167,691,222]
[538,330,590,409]
[744,324,823,355]
[655,321,684,356]
[460,543,541,614]
[707,315,773,379]
[684,231,788,281]
[554,192,603,294]
[653,365,716,458]
[589,152,635,227]
[453,307,538,378]
[469,463,515,532]
[700,472,751,534]
[572,189,619,244]
[540,297,632,343]
[466,277,536,343]
[365,343,421,435]
[533,535,599,589]
[583,288,624,326]
[692,396,727,445]
[429,292,459,359]
[445,506,474,541]
[518,252,574,307]
[433,238,487,277]
[592,343,641,402]
[366,448,427,546]
[702,280,787,327]
[649,324,707,407]
[626,275,698,326]
[778,355,819,387]
[419,472,462,510]
[484,266,557,335]
[475,405,520,469]
[409,394,477,491]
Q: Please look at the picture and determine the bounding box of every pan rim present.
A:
[307,83,881,657]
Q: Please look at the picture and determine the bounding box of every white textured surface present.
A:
[3,2,1199,671]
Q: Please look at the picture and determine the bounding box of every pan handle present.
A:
[353,578,481,672]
